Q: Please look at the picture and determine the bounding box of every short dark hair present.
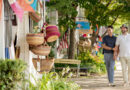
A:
[107,26,113,29]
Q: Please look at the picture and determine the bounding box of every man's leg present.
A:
[104,53,111,83]
[120,57,128,84]
[126,57,130,84]
[109,54,115,83]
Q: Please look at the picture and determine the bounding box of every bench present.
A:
[54,59,81,77]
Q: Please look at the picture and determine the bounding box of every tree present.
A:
[78,0,130,46]
[47,0,78,59]
[47,0,130,58]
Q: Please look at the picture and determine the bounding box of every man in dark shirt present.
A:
[102,26,116,86]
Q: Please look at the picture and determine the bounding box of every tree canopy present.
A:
[46,0,130,58]
[78,0,130,29]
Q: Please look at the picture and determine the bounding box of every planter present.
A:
[32,58,54,73]
[78,39,91,52]
[78,44,90,52]
[29,12,41,22]
[30,44,51,56]
[26,33,44,46]
[79,39,91,47]
[45,25,60,42]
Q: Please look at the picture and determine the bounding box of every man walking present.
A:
[102,26,116,86]
[114,24,130,87]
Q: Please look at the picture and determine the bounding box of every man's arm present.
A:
[102,43,114,50]
[113,45,119,60]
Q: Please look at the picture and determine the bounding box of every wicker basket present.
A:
[78,44,90,52]
[30,44,51,56]
[26,33,44,46]
[79,39,91,47]
[29,12,41,22]
[78,39,91,52]
[32,58,54,73]
[45,25,60,42]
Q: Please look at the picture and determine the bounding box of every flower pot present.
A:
[30,44,51,56]
[26,33,44,46]
[32,58,54,73]
[45,25,60,42]
[29,12,41,22]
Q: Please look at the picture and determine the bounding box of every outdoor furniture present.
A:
[54,59,81,77]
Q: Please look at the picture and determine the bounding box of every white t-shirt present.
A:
[116,34,130,57]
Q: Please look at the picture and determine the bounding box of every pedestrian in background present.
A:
[102,26,116,86]
[114,24,130,87]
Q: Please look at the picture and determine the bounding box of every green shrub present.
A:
[29,67,80,90]
[78,51,106,74]
[0,59,27,90]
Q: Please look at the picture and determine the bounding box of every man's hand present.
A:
[113,55,117,60]
[113,45,119,60]
[112,47,116,51]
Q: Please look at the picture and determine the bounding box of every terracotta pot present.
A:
[26,33,44,46]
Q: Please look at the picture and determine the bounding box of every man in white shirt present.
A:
[114,24,130,87]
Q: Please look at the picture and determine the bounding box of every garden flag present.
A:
[25,0,38,11]
[0,0,2,20]
[17,0,35,12]
[8,0,24,22]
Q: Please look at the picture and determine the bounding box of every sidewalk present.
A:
[72,61,130,90]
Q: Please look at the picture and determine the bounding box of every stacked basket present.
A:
[26,25,60,73]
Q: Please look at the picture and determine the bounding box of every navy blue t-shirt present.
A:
[102,35,116,54]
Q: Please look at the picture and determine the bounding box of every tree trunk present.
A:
[90,33,97,51]
[68,29,75,59]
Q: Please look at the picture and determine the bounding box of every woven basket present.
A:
[78,39,91,52]
[45,25,60,42]
[78,44,90,52]
[30,44,51,56]
[29,12,41,22]
[26,33,44,46]
[32,58,54,73]
[79,39,91,47]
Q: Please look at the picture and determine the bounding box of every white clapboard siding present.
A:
[0,1,5,59]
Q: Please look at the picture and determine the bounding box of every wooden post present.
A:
[0,1,5,59]
[17,12,31,79]
[17,12,42,86]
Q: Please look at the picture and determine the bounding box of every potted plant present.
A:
[26,26,44,46]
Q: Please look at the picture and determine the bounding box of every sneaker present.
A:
[111,83,116,87]
[123,83,129,87]
[108,83,116,87]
